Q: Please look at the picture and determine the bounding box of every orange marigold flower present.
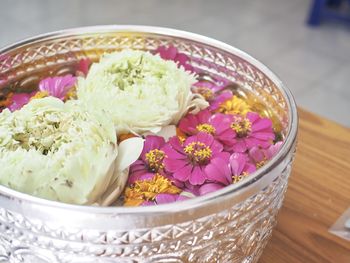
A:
[217,95,251,116]
[30,91,49,101]
[124,174,181,206]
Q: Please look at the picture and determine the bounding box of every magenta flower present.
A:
[155,45,193,72]
[140,193,190,206]
[178,110,237,151]
[154,193,191,205]
[199,157,231,195]
[192,81,233,111]
[229,153,256,183]
[128,135,167,184]
[7,92,35,112]
[249,141,283,168]
[198,152,255,195]
[75,58,92,77]
[163,132,229,185]
[39,74,77,100]
[198,183,226,196]
[228,112,275,153]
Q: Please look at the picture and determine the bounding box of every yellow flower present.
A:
[217,95,251,116]
[30,91,49,101]
[64,86,77,101]
[124,174,181,206]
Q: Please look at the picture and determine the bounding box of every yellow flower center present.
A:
[195,86,214,101]
[145,149,165,172]
[232,171,249,184]
[30,91,49,101]
[218,96,251,115]
[184,142,212,164]
[231,117,252,138]
[64,86,77,101]
[124,174,181,206]
[256,160,266,169]
[196,123,216,135]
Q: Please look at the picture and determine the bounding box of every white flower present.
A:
[0,97,143,205]
[77,50,208,135]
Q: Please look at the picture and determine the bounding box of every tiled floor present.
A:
[1,0,349,126]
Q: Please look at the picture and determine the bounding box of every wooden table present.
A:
[260,109,350,263]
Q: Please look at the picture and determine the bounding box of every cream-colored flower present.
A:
[77,50,208,135]
[0,97,143,205]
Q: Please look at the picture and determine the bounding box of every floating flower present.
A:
[249,141,283,168]
[0,97,143,205]
[229,153,256,183]
[129,135,166,184]
[124,173,181,206]
[39,74,77,100]
[75,58,92,77]
[77,50,208,135]
[199,157,231,195]
[6,75,77,112]
[153,192,192,205]
[192,81,233,111]
[217,95,251,116]
[163,132,229,185]
[198,153,255,195]
[155,45,193,72]
[228,112,275,153]
[7,92,35,112]
[178,110,236,150]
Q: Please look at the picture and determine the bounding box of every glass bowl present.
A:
[0,25,297,263]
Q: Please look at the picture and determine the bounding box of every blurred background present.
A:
[1,0,349,126]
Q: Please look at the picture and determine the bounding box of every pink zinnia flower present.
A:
[140,194,190,206]
[75,58,92,77]
[178,110,236,151]
[153,192,191,205]
[155,45,193,72]
[192,81,233,111]
[228,112,275,153]
[163,132,229,185]
[7,92,35,112]
[124,173,183,206]
[39,74,77,100]
[128,135,167,184]
[199,157,231,195]
[229,153,256,183]
[199,152,256,195]
[249,141,283,168]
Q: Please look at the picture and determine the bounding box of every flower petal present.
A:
[189,166,206,185]
[155,193,178,204]
[232,139,247,153]
[7,93,32,111]
[199,183,225,195]
[164,157,187,172]
[252,118,273,132]
[173,164,192,182]
[204,157,231,185]
[115,137,144,172]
